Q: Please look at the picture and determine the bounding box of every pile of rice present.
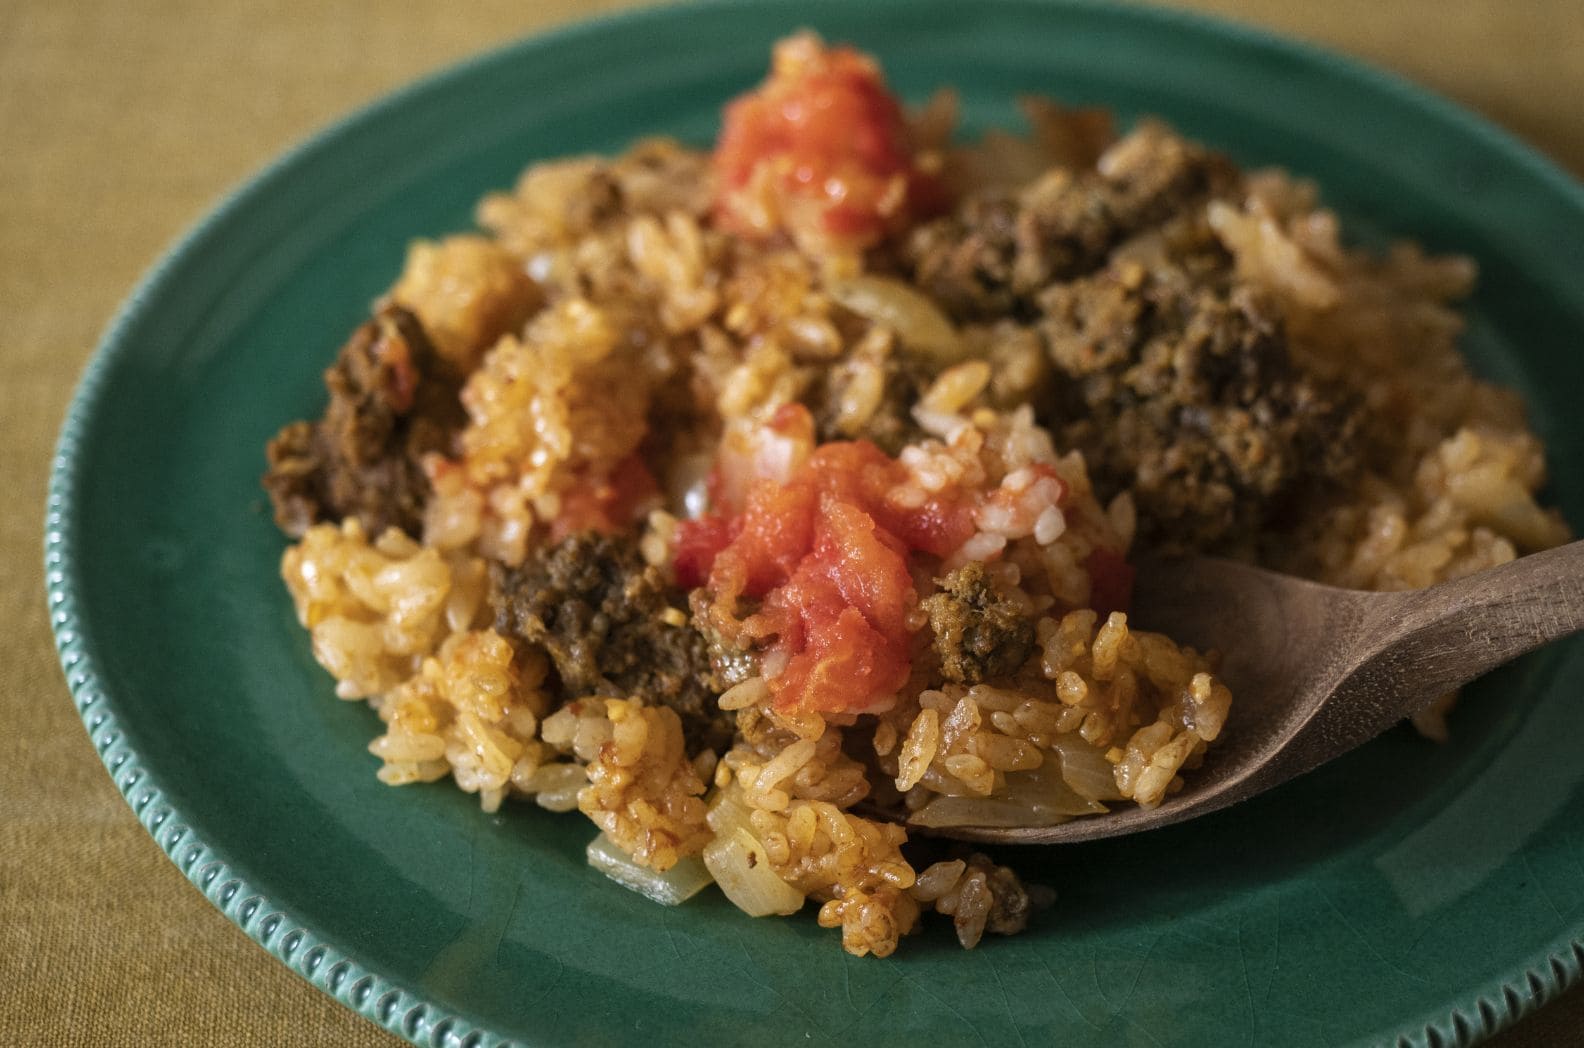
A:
[272,34,1567,956]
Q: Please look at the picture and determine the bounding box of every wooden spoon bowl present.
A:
[918,540,1584,845]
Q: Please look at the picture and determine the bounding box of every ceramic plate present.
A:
[47,1,1584,1044]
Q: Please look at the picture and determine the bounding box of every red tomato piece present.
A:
[711,478,819,604]
[672,513,738,590]
[677,433,974,716]
[711,32,947,251]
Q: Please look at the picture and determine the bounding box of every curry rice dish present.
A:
[263,33,1569,956]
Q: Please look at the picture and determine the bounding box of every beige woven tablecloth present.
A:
[3,1,1580,1044]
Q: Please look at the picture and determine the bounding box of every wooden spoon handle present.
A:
[1360,539,1584,717]
[1252,540,1584,789]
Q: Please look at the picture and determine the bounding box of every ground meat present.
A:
[687,588,762,693]
[920,562,1036,684]
[263,305,463,539]
[491,532,733,751]
[903,120,1360,551]
[903,121,1239,321]
[1038,259,1362,550]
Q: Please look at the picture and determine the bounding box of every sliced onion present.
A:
[703,828,805,917]
[586,833,712,906]
[1047,735,1125,802]
[909,794,1075,829]
[911,756,1114,828]
[999,764,1109,816]
[705,784,755,835]
[828,276,965,364]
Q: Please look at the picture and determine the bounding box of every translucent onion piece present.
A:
[999,763,1109,816]
[705,784,754,835]
[703,828,805,917]
[586,832,712,906]
[1048,734,1125,802]
[910,794,1075,829]
[911,758,1105,828]
[828,276,964,363]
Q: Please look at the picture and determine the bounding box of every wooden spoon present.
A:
[925,539,1584,846]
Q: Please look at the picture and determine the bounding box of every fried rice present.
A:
[263,32,1569,956]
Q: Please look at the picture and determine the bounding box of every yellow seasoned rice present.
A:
[266,37,1569,958]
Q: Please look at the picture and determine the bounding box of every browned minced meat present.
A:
[905,120,1360,550]
[491,532,734,752]
[687,590,761,695]
[1039,259,1361,550]
[919,562,1036,685]
[263,305,463,539]
[903,121,1240,321]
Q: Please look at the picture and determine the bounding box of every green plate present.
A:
[46,1,1584,1044]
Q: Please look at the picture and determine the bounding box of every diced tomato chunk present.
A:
[709,479,819,603]
[677,433,973,716]
[672,513,737,590]
[711,32,947,251]
[770,606,906,716]
[752,499,916,715]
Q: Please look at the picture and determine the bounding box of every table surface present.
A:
[3,1,1581,1044]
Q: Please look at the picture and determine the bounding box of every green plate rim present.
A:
[43,1,1584,1044]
